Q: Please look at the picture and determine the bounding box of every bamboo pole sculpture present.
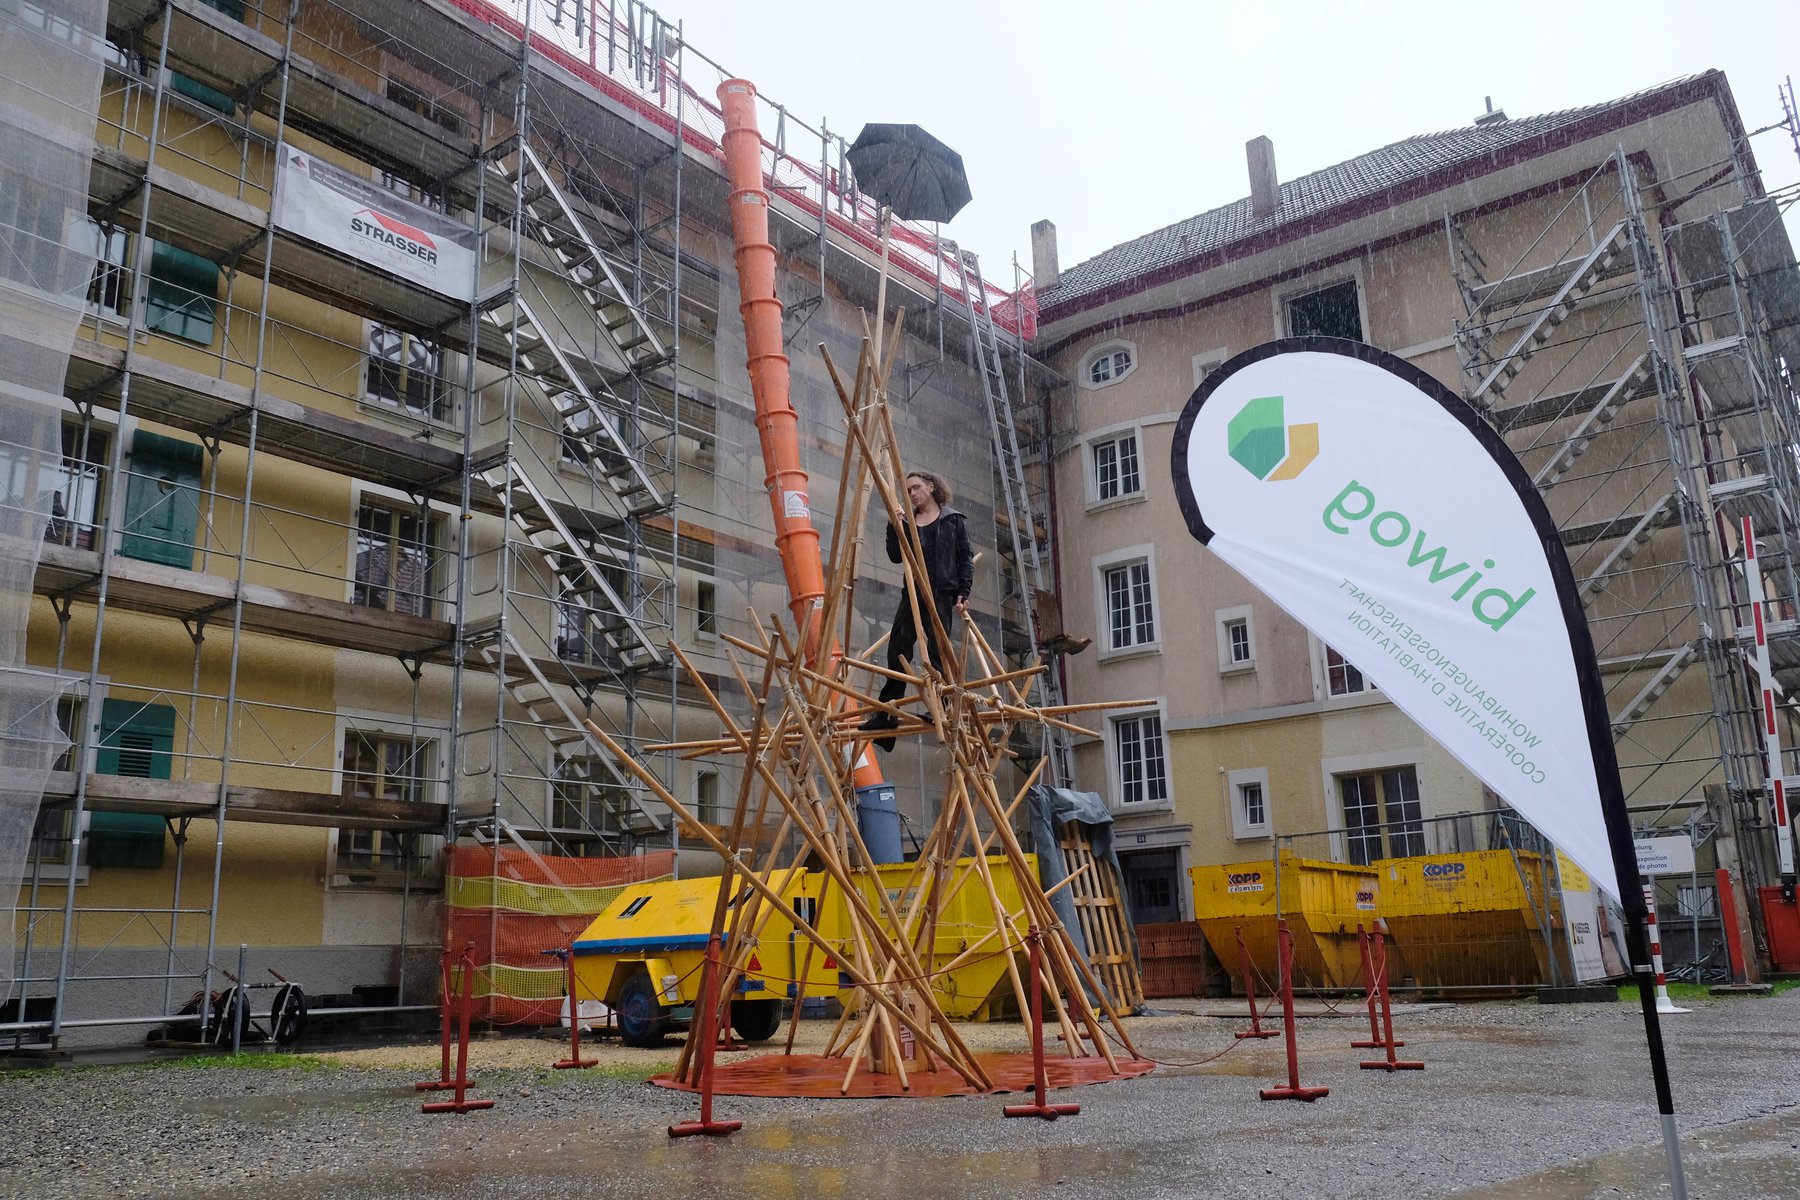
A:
[595,319,1148,1094]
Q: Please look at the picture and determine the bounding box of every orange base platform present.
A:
[651,1052,1155,1099]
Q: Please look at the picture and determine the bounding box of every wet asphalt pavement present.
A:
[3,991,1796,1199]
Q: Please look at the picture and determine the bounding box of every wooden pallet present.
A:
[1058,824,1145,1012]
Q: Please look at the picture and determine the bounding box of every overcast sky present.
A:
[662,0,1798,282]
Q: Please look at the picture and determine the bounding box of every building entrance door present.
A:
[1120,849,1181,924]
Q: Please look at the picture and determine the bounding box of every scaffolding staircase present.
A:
[950,244,1072,786]
[493,140,669,371]
[474,631,666,835]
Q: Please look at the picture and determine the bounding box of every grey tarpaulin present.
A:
[1026,784,1143,1012]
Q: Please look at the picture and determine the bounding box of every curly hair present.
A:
[906,471,953,507]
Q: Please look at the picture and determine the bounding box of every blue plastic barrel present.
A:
[854,783,903,864]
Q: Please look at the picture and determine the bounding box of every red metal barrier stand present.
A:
[1259,918,1328,1102]
[415,948,456,1092]
[670,935,742,1138]
[422,944,496,1113]
[1005,926,1081,1120]
[1360,922,1422,1072]
[1234,925,1277,1041]
[552,943,597,1070]
[1346,928,1396,1043]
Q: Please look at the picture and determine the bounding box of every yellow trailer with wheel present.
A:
[572,854,1043,1042]
[572,868,830,1047]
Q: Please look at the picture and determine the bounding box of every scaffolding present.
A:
[1446,110,1800,953]
[5,0,1044,1047]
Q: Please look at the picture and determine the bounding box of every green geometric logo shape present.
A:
[1228,394,1319,481]
[1228,394,1291,479]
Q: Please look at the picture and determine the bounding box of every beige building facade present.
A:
[1031,73,1800,943]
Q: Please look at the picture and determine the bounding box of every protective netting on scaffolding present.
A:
[443,845,674,1024]
[0,0,106,1004]
[446,0,1032,335]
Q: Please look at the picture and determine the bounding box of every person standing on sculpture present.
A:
[867,470,974,751]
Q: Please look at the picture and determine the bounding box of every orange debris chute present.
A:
[716,79,884,791]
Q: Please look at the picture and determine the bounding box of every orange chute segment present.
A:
[717,79,884,790]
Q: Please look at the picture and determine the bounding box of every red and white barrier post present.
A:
[1742,517,1797,897]
[1642,883,1689,1015]
[1004,925,1081,1121]
[1359,920,1423,1072]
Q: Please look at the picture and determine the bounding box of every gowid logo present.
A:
[1228,395,1319,481]
[1325,480,1536,632]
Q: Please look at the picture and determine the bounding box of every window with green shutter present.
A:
[122,431,202,568]
[168,0,244,114]
[144,241,220,345]
[89,699,175,869]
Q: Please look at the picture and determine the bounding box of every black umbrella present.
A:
[846,123,972,224]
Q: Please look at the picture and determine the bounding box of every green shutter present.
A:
[121,431,202,568]
[144,240,219,344]
[90,700,176,870]
[167,0,244,114]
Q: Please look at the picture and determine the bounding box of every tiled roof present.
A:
[1038,73,1722,316]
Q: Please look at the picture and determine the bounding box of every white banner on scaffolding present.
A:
[272,144,477,301]
[1172,339,1626,900]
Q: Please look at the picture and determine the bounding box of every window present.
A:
[386,78,467,137]
[379,170,445,213]
[1090,433,1142,503]
[1325,644,1376,697]
[1285,278,1363,341]
[1082,341,1136,389]
[1192,348,1229,389]
[1112,711,1168,808]
[144,241,220,344]
[45,424,109,550]
[1215,605,1255,672]
[551,762,631,838]
[31,695,85,866]
[696,769,721,825]
[556,555,631,666]
[354,500,437,617]
[89,699,176,869]
[1227,767,1270,839]
[1102,559,1156,652]
[121,431,202,568]
[86,223,129,318]
[338,730,433,873]
[366,324,449,421]
[695,579,717,640]
[1338,766,1425,866]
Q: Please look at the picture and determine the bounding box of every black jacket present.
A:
[887,507,974,601]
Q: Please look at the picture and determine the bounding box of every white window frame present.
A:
[1094,543,1160,660]
[1310,634,1381,702]
[1191,346,1229,390]
[346,482,453,616]
[1273,262,1370,343]
[328,711,447,889]
[1215,604,1255,673]
[1320,748,1428,865]
[361,320,457,429]
[693,575,719,643]
[1083,421,1146,509]
[1106,702,1171,814]
[1080,339,1137,391]
[1226,766,1271,840]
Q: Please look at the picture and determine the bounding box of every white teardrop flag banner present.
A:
[1172,338,1625,900]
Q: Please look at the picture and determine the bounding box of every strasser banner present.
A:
[272,145,476,302]
[1172,338,1622,899]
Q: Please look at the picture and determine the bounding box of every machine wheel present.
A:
[617,974,669,1048]
[209,986,250,1047]
[270,983,308,1046]
[729,998,782,1043]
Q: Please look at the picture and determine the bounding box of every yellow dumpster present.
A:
[1373,850,1569,991]
[1191,855,1383,993]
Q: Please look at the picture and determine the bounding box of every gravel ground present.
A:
[2,991,1796,1199]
